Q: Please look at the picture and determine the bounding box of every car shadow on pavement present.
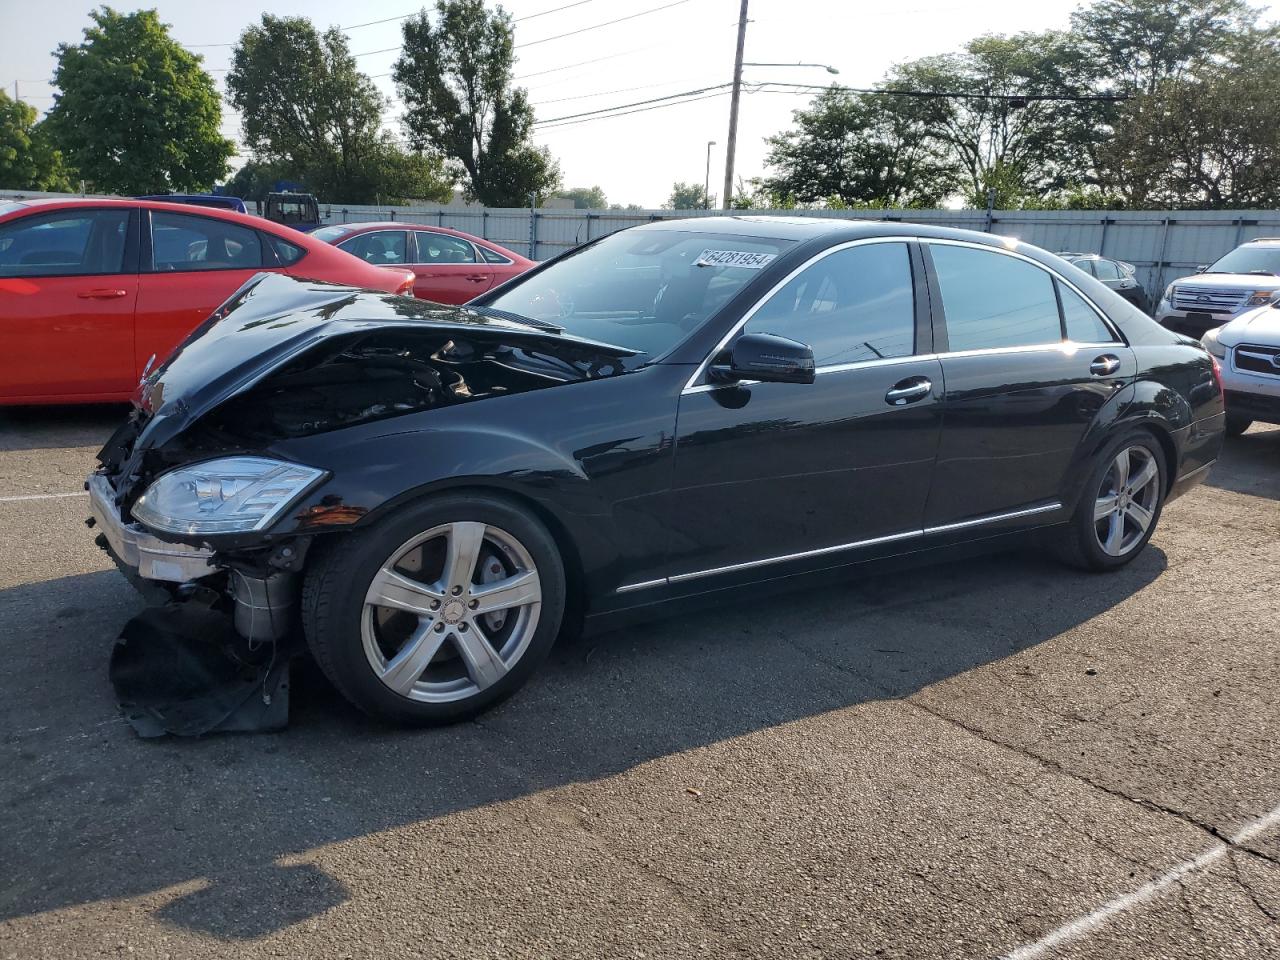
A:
[0,543,1168,940]
[1204,425,1280,501]
[0,405,131,452]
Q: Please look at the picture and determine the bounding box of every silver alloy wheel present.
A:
[1093,446,1160,557]
[360,521,542,703]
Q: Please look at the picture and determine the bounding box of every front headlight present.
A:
[1201,327,1227,359]
[1243,289,1279,307]
[1162,284,1176,303]
[132,457,326,535]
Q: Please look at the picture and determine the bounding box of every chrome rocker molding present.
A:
[616,501,1063,593]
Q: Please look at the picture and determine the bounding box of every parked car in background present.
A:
[1057,253,1150,313]
[262,191,321,232]
[1202,306,1280,435]
[90,217,1224,725]
[0,197,414,405]
[135,194,249,214]
[313,221,533,304]
[1155,238,1280,338]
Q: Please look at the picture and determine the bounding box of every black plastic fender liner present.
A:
[109,603,292,737]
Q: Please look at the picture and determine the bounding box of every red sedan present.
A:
[313,222,533,303]
[0,198,415,405]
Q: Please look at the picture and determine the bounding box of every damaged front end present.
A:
[90,273,636,736]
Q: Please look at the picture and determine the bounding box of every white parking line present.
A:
[1004,803,1280,959]
[0,491,88,502]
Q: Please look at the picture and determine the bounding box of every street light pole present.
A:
[721,0,749,211]
[704,140,716,209]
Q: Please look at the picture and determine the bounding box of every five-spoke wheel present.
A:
[302,494,565,725]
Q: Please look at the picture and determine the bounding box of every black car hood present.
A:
[129,272,637,452]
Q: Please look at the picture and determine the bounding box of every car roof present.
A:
[631,214,1029,249]
[1,196,281,228]
[327,221,527,257]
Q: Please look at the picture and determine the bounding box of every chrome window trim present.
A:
[614,500,1063,593]
[681,237,914,393]
[681,236,1123,395]
[925,237,1124,346]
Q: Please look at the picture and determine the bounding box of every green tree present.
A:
[762,87,958,208]
[45,7,231,193]
[226,15,449,204]
[0,91,72,191]
[393,0,561,206]
[665,181,708,209]
[555,185,608,209]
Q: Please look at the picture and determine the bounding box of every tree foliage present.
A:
[555,185,608,209]
[44,7,231,194]
[762,87,956,207]
[665,181,710,209]
[0,91,72,191]
[394,0,561,206]
[226,14,452,204]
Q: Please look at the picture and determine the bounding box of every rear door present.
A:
[0,207,139,401]
[408,230,494,303]
[922,241,1134,528]
[135,209,282,371]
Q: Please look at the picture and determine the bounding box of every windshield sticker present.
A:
[694,249,777,269]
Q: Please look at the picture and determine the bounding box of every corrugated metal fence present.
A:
[323,203,1280,302]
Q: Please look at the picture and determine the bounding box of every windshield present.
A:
[311,225,353,243]
[1207,246,1280,276]
[485,229,795,356]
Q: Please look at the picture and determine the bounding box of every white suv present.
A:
[1202,308,1280,435]
[1156,238,1280,339]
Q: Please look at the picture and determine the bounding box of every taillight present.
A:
[1211,356,1224,396]
[396,276,414,297]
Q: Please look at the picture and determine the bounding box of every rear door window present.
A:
[744,242,916,365]
[1093,258,1122,281]
[339,231,408,265]
[150,211,265,272]
[930,244,1063,351]
[0,210,131,277]
[414,232,477,264]
[1059,282,1118,343]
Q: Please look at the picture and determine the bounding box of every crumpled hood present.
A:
[130,272,635,453]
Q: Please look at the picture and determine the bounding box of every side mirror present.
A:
[1195,264,1209,274]
[709,332,816,385]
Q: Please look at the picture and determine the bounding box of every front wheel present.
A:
[302,493,565,725]
[1051,433,1166,572]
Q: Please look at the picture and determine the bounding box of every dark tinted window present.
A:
[268,234,306,265]
[340,231,407,265]
[1072,258,1096,276]
[745,243,915,365]
[151,211,264,271]
[478,245,512,265]
[1093,258,1122,280]
[0,210,130,277]
[1059,282,1117,343]
[931,244,1062,351]
[415,232,476,264]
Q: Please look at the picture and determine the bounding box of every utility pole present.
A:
[722,0,748,211]
[704,140,716,209]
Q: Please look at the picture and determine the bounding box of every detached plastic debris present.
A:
[109,603,290,737]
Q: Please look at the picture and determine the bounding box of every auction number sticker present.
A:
[694,249,777,269]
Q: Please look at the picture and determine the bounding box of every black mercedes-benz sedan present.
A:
[90,217,1225,726]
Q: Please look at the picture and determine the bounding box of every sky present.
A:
[0,0,1267,207]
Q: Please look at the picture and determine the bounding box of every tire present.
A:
[1051,432,1166,572]
[1225,414,1253,437]
[302,493,565,725]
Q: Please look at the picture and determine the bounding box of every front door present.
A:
[668,240,943,586]
[0,207,139,401]
[923,241,1135,527]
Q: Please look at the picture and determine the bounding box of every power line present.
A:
[516,0,692,48]
[538,89,731,130]
[514,48,650,81]
[534,83,731,125]
[764,80,1129,103]
[514,0,600,22]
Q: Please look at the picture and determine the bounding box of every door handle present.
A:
[465,274,489,282]
[885,377,932,406]
[1090,354,1121,376]
[77,288,128,299]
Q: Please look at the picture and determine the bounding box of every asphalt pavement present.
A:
[1,405,1277,959]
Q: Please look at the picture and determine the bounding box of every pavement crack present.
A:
[905,697,1280,872]
[1228,851,1280,924]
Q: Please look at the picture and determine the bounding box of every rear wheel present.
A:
[1052,433,1166,571]
[302,494,565,725]
[1225,413,1253,437]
